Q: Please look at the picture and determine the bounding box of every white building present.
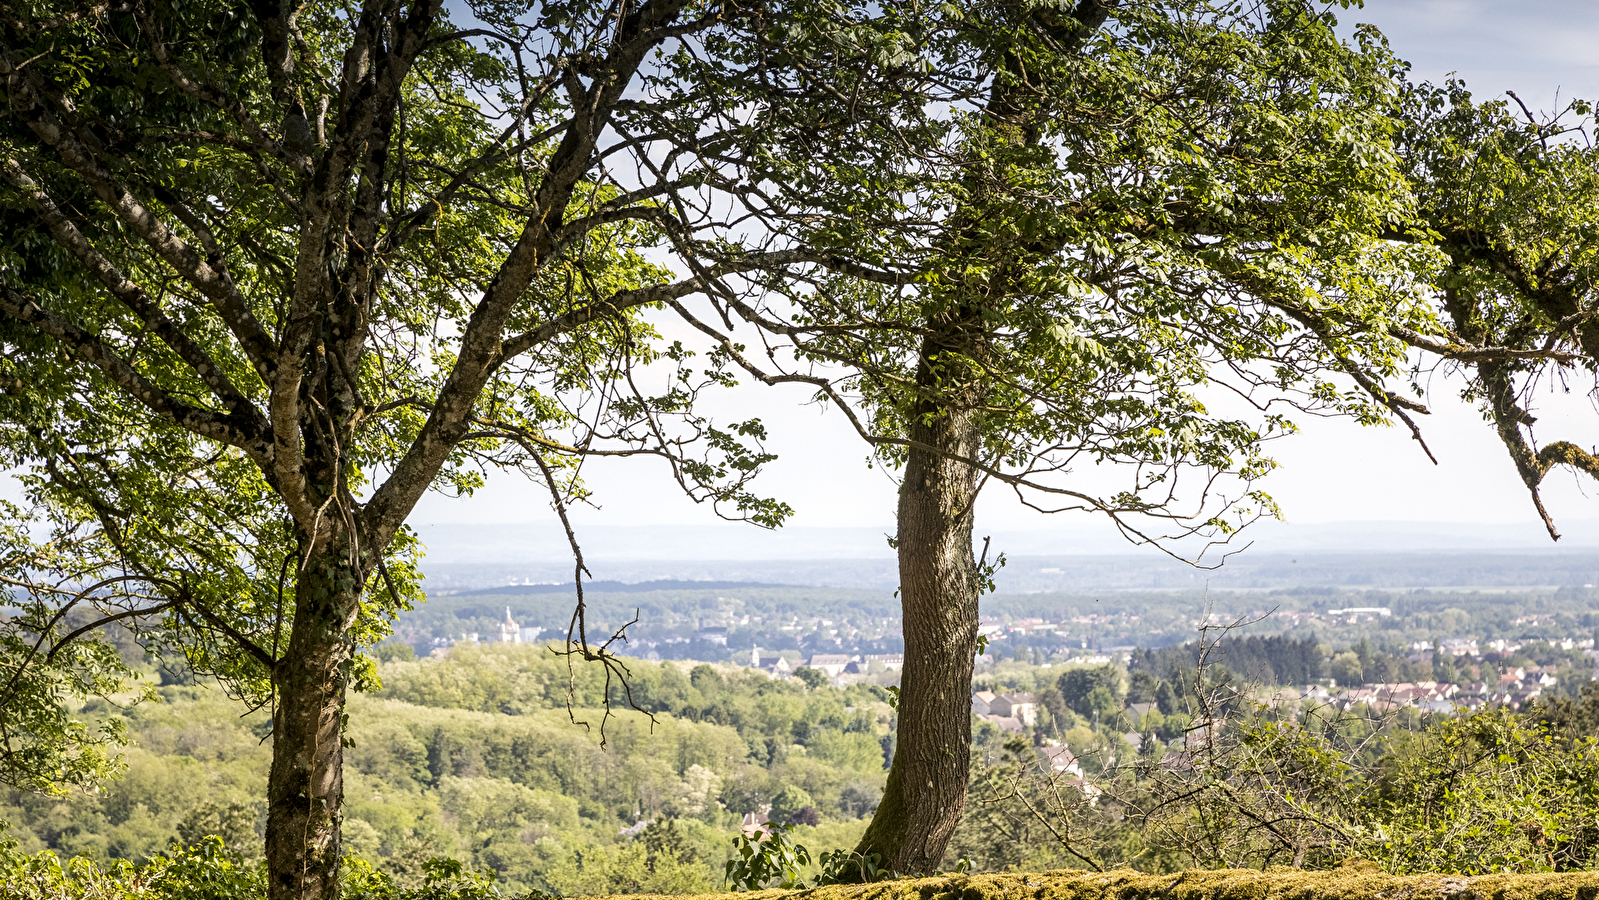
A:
[805,654,854,677]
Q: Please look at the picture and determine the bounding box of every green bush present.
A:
[0,834,263,900]
[0,830,546,900]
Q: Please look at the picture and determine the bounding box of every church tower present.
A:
[499,607,519,644]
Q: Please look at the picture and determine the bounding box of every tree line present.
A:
[3,0,1599,897]
[3,646,895,894]
[17,641,1599,896]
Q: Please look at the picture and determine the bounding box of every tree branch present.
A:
[0,50,280,376]
[135,2,311,177]
[0,158,268,425]
[0,286,270,455]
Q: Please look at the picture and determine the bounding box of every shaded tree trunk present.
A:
[855,325,985,873]
[851,3,1115,874]
[266,531,362,900]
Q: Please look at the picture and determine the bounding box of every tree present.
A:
[0,564,138,796]
[769,785,815,825]
[1038,686,1072,731]
[1391,81,1599,537]
[1126,671,1159,705]
[637,819,703,871]
[1154,681,1180,717]
[658,0,1469,870]
[0,0,909,896]
[1330,652,1364,688]
[4,0,1583,888]
[1059,668,1124,720]
[988,665,1599,875]
[793,667,829,690]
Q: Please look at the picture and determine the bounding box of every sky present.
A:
[412,0,1599,551]
[1349,0,1599,112]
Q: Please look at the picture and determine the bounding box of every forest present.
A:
[12,637,1599,895]
[1,646,892,895]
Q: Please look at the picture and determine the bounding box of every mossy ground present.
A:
[588,868,1599,900]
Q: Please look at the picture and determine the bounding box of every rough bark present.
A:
[852,1,1115,872]
[265,532,362,900]
[854,324,986,874]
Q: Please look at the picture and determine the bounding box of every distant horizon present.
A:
[410,518,1599,570]
[413,541,1599,595]
[415,515,1599,528]
[414,516,1599,531]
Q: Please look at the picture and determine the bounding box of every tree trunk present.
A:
[855,331,984,874]
[850,6,1115,874]
[266,534,361,900]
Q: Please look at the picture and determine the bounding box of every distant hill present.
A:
[460,579,780,595]
[410,518,1599,569]
[419,550,1599,594]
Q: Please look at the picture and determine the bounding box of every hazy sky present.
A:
[413,2,1599,543]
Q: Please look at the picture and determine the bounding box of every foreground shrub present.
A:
[0,832,532,900]
[1,835,262,900]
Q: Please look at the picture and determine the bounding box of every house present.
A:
[1510,688,1542,708]
[984,716,1024,733]
[1181,718,1224,750]
[1040,744,1081,775]
[805,654,854,677]
[863,654,905,671]
[750,649,793,677]
[1012,693,1038,727]
[1161,750,1198,772]
[1057,776,1102,806]
[697,626,729,646]
[972,690,998,716]
[1037,750,1102,805]
[989,692,1038,727]
[1260,688,1300,708]
[1125,702,1156,723]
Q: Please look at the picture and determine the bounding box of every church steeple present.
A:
[499,606,520,644]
